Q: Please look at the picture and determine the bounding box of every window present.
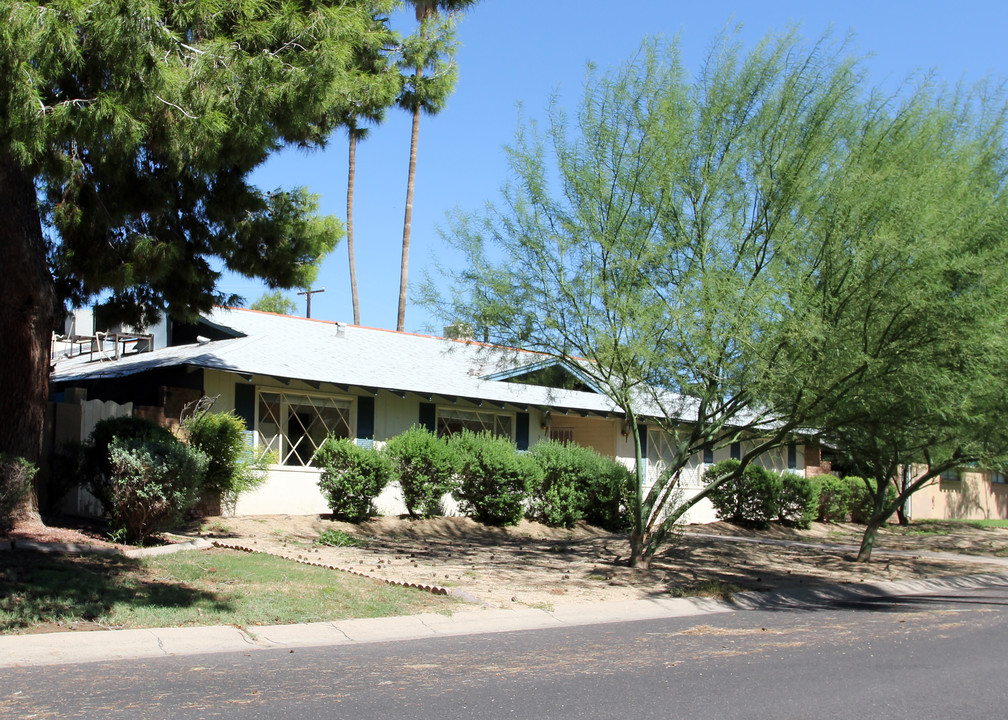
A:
[939,468,961,484]
[437,408,513,439]
[703,447,714,464]
[787,443,797,470]
[992,471,1006,484]
[550,427,575,444]
[730,441,741,460]
[257,391,352,466]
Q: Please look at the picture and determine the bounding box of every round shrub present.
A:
[315,438,391,522]
[777,472,819,529]
[82,416,177,508]
[383,426,458,519]
[184,410,267,510]
[527,441,591,528]
[582,459,635,532]
[450,431,541,526]
[102,436,208,543]
[704,459,781,527]
[815,475,853,523]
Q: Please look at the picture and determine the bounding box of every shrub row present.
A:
[704,459,819,529]
[315,428,634,530]
[704,459,898,528]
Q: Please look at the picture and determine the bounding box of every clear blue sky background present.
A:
[224,0,1007,333]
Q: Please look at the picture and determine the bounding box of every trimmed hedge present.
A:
[315,438,391,522]
[778,472,819,529]
[383,426,458,519]
[450,431,541,526]
[705,460,782,527]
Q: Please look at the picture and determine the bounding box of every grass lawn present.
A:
[0,548,457,634]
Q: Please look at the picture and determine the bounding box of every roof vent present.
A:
[335,322,346,339]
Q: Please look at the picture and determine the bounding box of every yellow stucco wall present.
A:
[909,469,1008,520]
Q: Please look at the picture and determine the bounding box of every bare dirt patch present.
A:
[172,515,1008,610]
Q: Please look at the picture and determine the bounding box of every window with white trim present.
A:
[256,391,352,466]
[437,408,513,439]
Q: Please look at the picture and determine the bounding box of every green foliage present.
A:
[526,441,589,528]
[581,459,635,532]
[704,460,782,528]
[0,454,36,532]
[316,529,367,548]
[450,431,540,526]
[815,475,855,523]
[183,411,267,510]
[315,438,391,523]
[777,472,819,529]
[848,477,898,525]
[383,426,458,519]
[250,291,298,316]
[526,440,633,530]
[102,437,208,544]
[82,416,177,510]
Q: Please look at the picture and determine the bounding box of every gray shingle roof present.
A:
[51,309,628,415]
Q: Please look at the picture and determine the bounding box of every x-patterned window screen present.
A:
[437,408,513,440]
[257,391,352,466]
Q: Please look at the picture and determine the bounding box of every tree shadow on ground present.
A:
[0,550,232,633]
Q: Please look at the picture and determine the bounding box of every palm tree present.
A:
[396,0,478,332]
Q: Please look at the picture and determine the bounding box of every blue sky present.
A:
[228,0,1007,333]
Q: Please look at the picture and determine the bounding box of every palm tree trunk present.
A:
[0,155,57,525]
[347,130,361,325]
[397,66,423,332]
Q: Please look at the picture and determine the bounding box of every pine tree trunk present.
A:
[397,66,423,333]
[347,131,361,325]
[0,155,57,525]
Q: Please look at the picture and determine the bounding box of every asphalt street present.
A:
[2,584,1007,719]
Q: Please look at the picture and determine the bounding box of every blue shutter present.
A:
[515,412,530,450]
[419,403,436,433]
[357,396,375,440]
[234,383,255,429]
[787,442,797,469]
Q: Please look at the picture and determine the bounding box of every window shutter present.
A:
[638,424,648,459]
[234,383,255,429]
[419,402,436,433]
[515,412,529,450]
[357,396,375,440]
[731,441,741,460]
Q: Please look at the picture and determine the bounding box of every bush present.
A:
[777,472,819,529]
[582,459,635,532]
[526,441,591,528]
[0,454,36,532]
[315,438,391,522]
[450,431,540,526]
[82,415,176,510]
[383,426,458,519]
[815,475,853,523]
[705,460,781,527]
[102,436,208,543]
[184,410,267,511]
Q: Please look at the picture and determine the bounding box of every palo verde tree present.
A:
[428,33,868,567]
[0,1,399,522]
[769,81,1008,561]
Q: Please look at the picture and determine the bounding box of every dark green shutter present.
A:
[419,402,436,433]
[515,412,529,450]
[234,383,255,429]
[787,442,797,469]
[357,396,375,440]
[731,441,741,460]
[638,424,648,459]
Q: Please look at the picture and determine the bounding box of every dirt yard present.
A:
[167,515,1008,610]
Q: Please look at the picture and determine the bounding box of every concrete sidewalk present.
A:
[2,572,1006,669]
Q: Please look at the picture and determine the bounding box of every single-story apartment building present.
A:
[49,308,816,523]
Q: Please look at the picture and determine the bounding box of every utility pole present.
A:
[297,287,325,319]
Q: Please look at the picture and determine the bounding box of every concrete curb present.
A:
[3,573,1006,669]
